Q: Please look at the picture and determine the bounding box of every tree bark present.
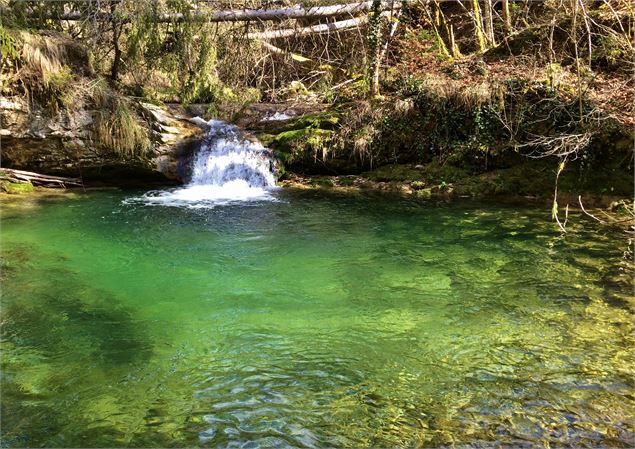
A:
[109,1,122,81]
[483,0,496,46]
[257,41,313,63]
[368,0,383,97]
[471,0,487,52]
[502,0,512,35]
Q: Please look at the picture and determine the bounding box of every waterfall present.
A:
[132,119,277,207]
[189,120,276,189]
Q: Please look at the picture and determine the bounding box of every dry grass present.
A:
[93,96,150,159]
[19,32,66,87]
[9,31,93,111]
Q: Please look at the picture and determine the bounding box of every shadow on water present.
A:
[0,242,155,446]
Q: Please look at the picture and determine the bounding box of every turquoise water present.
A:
[1,189,633,448]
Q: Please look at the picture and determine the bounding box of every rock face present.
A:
[0,97,204,184]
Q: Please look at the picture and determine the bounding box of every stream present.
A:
[1,188,633,448]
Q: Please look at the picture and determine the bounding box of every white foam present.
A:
[133,183,276,208]
[127,119,278,208]
[262,112,294,121]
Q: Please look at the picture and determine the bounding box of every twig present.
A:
[578,195,605,223]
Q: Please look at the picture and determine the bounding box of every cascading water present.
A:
[133,119,278,207]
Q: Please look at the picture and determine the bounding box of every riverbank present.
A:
[3,170,633,236]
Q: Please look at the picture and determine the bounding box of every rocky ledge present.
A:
[0,97,204,184]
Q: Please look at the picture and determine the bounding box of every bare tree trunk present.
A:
[483,0,496,46]
[0,168,83,187]
[109,1,122,81]
[257,41,312,63]
[502,0,512,35]
[471,0,487,52]
[369,0,383,97]
[379,10,401,71]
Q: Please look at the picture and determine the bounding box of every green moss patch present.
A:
[1,181,35,194]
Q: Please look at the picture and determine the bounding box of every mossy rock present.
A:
[310,177,335,187]
[256,111,341,173]
[256,112,340,137]
[364,164,423,182]
[364,161,467,184]
[1,181,34,194]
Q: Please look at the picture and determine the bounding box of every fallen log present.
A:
[247,16,365,39]
[246,11,396,39]
[0,168,83,188]
[15,1,401,23]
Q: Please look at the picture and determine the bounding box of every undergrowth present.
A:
[93,94,150,159]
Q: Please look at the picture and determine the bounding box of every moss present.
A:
[1,181,34,194]
[262,126,336,174]
[360,158,633,198]
[257,112,341,173]
[364,164,423,182]
[364,161,468,184]
[310,177,335,187]
[258,133,276,147]
[338,176,356,186]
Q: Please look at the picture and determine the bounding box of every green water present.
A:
[1,189,633,448]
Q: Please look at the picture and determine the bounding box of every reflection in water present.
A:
[0,190,633,447]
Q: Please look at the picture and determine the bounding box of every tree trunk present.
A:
[109,1,122,81]
[502,0,512,35]
[0,168,83,187]
[368,0,384,97]
[471,0,487,52]
[483,0,496,46]
[257,41,313,63]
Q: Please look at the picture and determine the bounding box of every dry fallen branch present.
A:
[515,132,593,159]
[0,168,83,188]
[246,11,397,40]
[257,41,313,63]
[578,195,605,224]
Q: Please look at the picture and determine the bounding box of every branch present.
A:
[578,195,605,223]
[0,168,83,187]
[515,132,592,159]
[257,40,313,63]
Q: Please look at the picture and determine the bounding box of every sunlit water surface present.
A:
[1,189,633,448]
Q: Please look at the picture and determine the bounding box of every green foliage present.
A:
[593,34,633,72]
[124,3,226,104]
[0,25,21,63]
[43,64,74,110]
